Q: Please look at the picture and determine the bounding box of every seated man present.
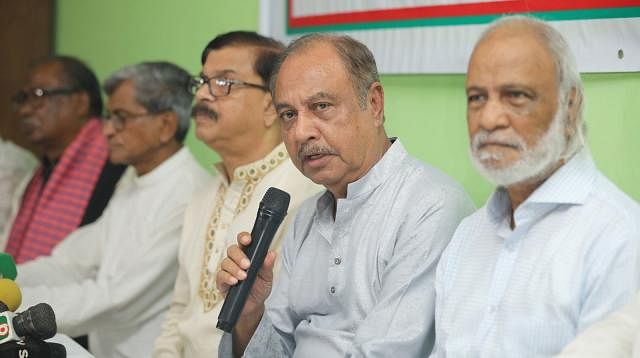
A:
[217,34,474,357]
[432,16,640,357]
[153,32,320,358]
[16,61,210,358]
[3,56,126,263]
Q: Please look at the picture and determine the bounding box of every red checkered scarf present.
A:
[5,119,110,263]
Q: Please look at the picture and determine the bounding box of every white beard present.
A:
[470,105,568,187]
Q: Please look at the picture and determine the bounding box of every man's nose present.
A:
[291,111,320,143]
[476,98,510,132]
[102,118,116,137]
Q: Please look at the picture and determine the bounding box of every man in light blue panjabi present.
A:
[432,16,640,357]
[216,33,474,357]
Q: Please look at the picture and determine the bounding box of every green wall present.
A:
[56,0,639,206]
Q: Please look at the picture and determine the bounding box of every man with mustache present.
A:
[17,61,210,357]
[216,34,474,357]
[431,16,640,357]
[2,56,126,263]
[153,32,320,358]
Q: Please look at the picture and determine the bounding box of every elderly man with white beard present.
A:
[430,16,640,357]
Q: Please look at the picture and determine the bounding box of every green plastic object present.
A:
[0,253,17,280]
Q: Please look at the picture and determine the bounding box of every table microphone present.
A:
[0,254,17,281]
[0,338,66,358]
[0,280,21,313]
[217,187,290,333]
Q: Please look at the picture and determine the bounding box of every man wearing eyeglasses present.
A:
[153,31,320,358]
[1,56,126,264]
[16,61,210,358]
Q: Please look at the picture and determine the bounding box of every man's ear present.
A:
[368,82,385,127]
[73,92,91,118]
[565,87,580,138]
[159,112,179,143]
[262,92,278,128]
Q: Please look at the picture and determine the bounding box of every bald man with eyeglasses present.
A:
[2,56,126,264]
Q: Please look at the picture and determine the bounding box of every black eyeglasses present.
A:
[188,75,267,97]
[12,87,79,108]
[102,109,155,131]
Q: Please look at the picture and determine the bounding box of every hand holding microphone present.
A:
[216,187,290,333]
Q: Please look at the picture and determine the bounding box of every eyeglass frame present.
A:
[102,109,163,132]
[11,87,80,108]
[188,75,268,97]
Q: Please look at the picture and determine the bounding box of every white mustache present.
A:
[471,130,525,152]
[297,143,337,162]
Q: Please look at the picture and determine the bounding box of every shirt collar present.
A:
[345,138,407,200]
[526,147,596,205]
[314,138,405,221]
[213,142,289,186]
[486,147,597,222]
[135,147,190,187]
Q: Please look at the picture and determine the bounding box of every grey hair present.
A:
[104,61,193,142]
[478,15,586,155]
[269,33,380,110]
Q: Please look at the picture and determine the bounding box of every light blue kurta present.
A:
[221,139,474,357]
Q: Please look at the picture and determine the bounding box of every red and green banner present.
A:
[260,0,640,73]
[287,0,640,32]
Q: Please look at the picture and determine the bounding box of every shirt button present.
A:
[330,286,336,294]
[334,257,342,265]
[488,305,497,313]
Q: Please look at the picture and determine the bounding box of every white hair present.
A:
[477,15,586,157]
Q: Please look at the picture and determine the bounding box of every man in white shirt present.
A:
[216,34,474,357]
[16,61,210,358]
[152,32,320,358]
[432,16,640,357]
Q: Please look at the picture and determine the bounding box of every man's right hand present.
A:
[216,231,277,355]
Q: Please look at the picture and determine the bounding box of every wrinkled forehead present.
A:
[274,44,351,104]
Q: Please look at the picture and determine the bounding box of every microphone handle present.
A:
[0,338,66,358]
[217,208,285,333]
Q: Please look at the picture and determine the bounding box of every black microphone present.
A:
[217,187,290,333]
[12,303,57,340]
[0,337,66,358]
[0,303,57,344]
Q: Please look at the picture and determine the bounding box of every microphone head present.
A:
[13,303,57,340]
[261,187,290,214]
[0,278,22,312]
[0,253,17,280]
